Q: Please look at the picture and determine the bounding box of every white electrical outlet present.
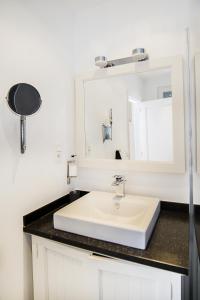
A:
[56,145,63,163]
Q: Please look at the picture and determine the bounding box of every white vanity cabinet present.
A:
[32,236,183,300]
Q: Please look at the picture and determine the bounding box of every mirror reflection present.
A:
[84,68,173,162]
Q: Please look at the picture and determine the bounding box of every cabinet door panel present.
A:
[98,269,171,300]
[46,248,87,300]
[33,239,95,300]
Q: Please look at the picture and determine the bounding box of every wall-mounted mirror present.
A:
[76,56,185,173]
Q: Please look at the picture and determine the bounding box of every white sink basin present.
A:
[53,191,160,250]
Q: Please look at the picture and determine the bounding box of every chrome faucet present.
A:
[112,175,126,197]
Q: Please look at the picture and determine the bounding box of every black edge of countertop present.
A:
[23,190,88,226]
[23,191,189,275]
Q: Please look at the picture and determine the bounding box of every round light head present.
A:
[132,48,148,61]
[95,56,108,68]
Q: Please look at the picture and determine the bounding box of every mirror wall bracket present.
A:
[20,116,26,154]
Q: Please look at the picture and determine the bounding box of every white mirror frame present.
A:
[76,56,185,173]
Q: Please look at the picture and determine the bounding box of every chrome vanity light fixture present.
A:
[95,48,149,68]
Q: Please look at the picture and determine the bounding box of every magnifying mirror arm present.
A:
[20,115,26,154]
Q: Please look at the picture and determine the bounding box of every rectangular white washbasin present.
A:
[54,191,160,250]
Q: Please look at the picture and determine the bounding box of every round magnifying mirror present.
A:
[7,83,42,153]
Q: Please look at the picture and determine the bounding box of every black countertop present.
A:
[23,190,189,275]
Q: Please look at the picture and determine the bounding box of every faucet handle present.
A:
[113,175,126,182]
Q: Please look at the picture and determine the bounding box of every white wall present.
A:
[85,75,140,159]
[72,0,192,203]
[0,0,199,299]
[142,71,171,101]
[0,0,75,299]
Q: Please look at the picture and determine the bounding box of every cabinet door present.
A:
[32,236,182,300]
[32,236,97,300]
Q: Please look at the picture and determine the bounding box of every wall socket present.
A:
[56,145,63,163]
